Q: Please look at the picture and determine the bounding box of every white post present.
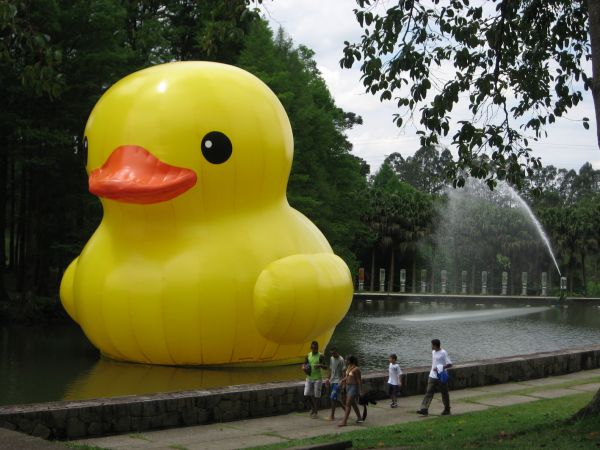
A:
[400,269,406,293]
[481,271,487,295]
[541,272,547,296]
[441,270,447,294]
[521,272,528,296]
[379,268,386,292]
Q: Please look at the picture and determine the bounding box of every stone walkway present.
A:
[65,368,600,450]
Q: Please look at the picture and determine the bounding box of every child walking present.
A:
[388,353,402,408]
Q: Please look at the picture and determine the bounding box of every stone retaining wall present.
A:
[1,346,599,440]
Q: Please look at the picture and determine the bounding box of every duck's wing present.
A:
[253,253,353,344]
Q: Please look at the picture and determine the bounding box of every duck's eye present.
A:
[201,131,232,164]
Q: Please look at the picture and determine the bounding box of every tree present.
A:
[366,162,434,292]
[165,0,257,62]
[0,0,262,308]
[525,165,563,208]
[1,0,74,303]
[342,0,600,417]
[237,21,370,275]
[573,162,600,199]
[387,146,453,194]
[1,4,371,311]
[370,163,404,291]
[341,0,594,189]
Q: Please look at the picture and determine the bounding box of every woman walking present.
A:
[338,355,363,426]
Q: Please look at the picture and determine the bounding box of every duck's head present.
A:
[85,62,293,218]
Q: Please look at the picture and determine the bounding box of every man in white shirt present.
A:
[416,339,453,416]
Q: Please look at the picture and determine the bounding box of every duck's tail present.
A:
[60,257,79,322]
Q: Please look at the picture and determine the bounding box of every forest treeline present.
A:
[2,1,600,320]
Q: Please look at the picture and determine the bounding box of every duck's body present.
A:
[60,62,353,366]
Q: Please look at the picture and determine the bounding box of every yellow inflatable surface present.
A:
[60,61,353,366]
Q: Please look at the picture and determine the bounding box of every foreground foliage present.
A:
[342,0,594,189]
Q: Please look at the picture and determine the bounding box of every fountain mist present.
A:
[433,178,561,285]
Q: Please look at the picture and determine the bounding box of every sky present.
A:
[259,0,599,175]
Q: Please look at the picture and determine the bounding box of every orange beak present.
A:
[89,145,197,204]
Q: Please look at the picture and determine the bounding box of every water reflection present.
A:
[2,298,600,406]
[64,359,301,400]
[0,323,97,405]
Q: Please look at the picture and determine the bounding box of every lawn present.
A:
[249,392,600,449]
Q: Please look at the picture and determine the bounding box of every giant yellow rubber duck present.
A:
[60,61,353,366]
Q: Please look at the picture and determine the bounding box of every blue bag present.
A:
[439,370,450,384]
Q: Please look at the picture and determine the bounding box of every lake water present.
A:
[2,297,600,406]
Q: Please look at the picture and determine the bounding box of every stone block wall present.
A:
[1,345,599,440]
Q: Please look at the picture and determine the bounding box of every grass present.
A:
[249,392,600,449]
[460,376,600,404]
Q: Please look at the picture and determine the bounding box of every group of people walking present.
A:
[303,339,452,426]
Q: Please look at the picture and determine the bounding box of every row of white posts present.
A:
[357,268,567,296]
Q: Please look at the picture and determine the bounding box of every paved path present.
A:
[0,429,65,450]
[70,368,600,450]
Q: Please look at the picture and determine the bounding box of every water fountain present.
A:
[432,178,561,294]
[498,183,561,276]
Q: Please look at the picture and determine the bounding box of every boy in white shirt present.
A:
[325,347,346,420]
[387,353,402,408]
[416,339,453,416]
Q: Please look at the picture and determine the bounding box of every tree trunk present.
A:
[569,254,574,292]
[571,385,600,421]
[16,163,36,301]
[370,249,375,292]
[430,245,436,294]
[0,143,9,302]
[388,246,395,292]
[581,252,587,294]
[9,159,17,269]
[570,2,600,420]
[411,257,416,293]
[587,0,600,147]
